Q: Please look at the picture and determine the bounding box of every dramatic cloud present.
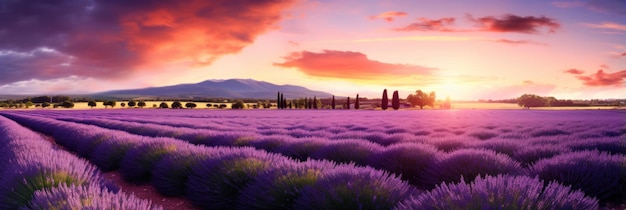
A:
[575,69,626,86]
[394,17,457,31]
[395,14,559,34]
[583,22,626,32]
[274,50,436,80]
[0,0,297,85]
[468,14,560,33]
[370,11,408,22]
[564,68,585,74]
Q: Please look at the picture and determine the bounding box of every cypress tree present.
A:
[382,89,389,110]
[313,96,317,109]
[305,98,309,109]
[332,95,335,109]
[392,90,400,110]
[346,97,350,110]
[281,93,285,109]
[277,92,280,109]
[355,94,360,110]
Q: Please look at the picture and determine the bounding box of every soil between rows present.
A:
[36,131,198,209]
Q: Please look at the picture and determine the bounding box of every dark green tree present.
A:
[185,102,197,109]
[120,103,126,108]
[103,100,116,108]
[392,90,400,110]
[128,100,136,107]
[60,101,74,108]
[277,92,281,109]
[41,102,50,108]
[313,96,317,109]
[232,100,245,109]
[332,95,335,109]
[137,101,146,108]
[280,93,285,109]
[517,94,547,108]
[88,100,97,108]
[159,102,169,109]
[407,90,429,109]
[171,101,183,109]
[355,94,360,110]
[382,89,389,110]
[346,96,350,110]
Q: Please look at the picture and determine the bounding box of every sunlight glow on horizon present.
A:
[0,0,624,100]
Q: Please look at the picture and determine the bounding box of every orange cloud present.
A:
[370,11,408,22]
[0,0,297,85]
[274,50,436,80]
[575,70,626,86]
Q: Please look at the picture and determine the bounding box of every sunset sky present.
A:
[1,0,625,100]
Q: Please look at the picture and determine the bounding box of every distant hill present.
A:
[98,79,333,99]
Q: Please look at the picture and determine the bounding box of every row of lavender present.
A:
[27,109,626,142]
[1,113,416,209]
[50,112,626,167]
[36,111,626,205]
[0,112,602,209]
[0,116,160,209]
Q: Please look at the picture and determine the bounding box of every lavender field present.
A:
[1,109,625,209]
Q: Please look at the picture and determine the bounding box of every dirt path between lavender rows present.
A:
[36,132,198,209]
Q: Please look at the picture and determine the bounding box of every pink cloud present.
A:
[564,68,585,75]
[468,14,560,34]
[583,22,626,31]
[395,14,560,34]
[274,50,436,80]
[575,69,626,86]
[491,39,548,46]
[394,17,457,31]
[370,11,408,22]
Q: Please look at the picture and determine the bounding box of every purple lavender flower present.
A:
[396,175,598,209]
[293,166,418,210]
[420,149,524,190]
[186,149,293,209]
[237,159,337,209]
[27,183,162,210]
[369,143,442,188]
[531,150,625,204]
[310,139,384,166]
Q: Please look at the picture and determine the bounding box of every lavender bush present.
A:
[420,149,524,189]
[531,150,625,204]
[368,143,442,188]
[186,149,294,209]
[396,175,599,209]
[310,139,384,166]
[237,159,337,209]
[27,183,161,210]
[293,166,418,210]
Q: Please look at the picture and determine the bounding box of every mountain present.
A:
[98,79,333,99]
